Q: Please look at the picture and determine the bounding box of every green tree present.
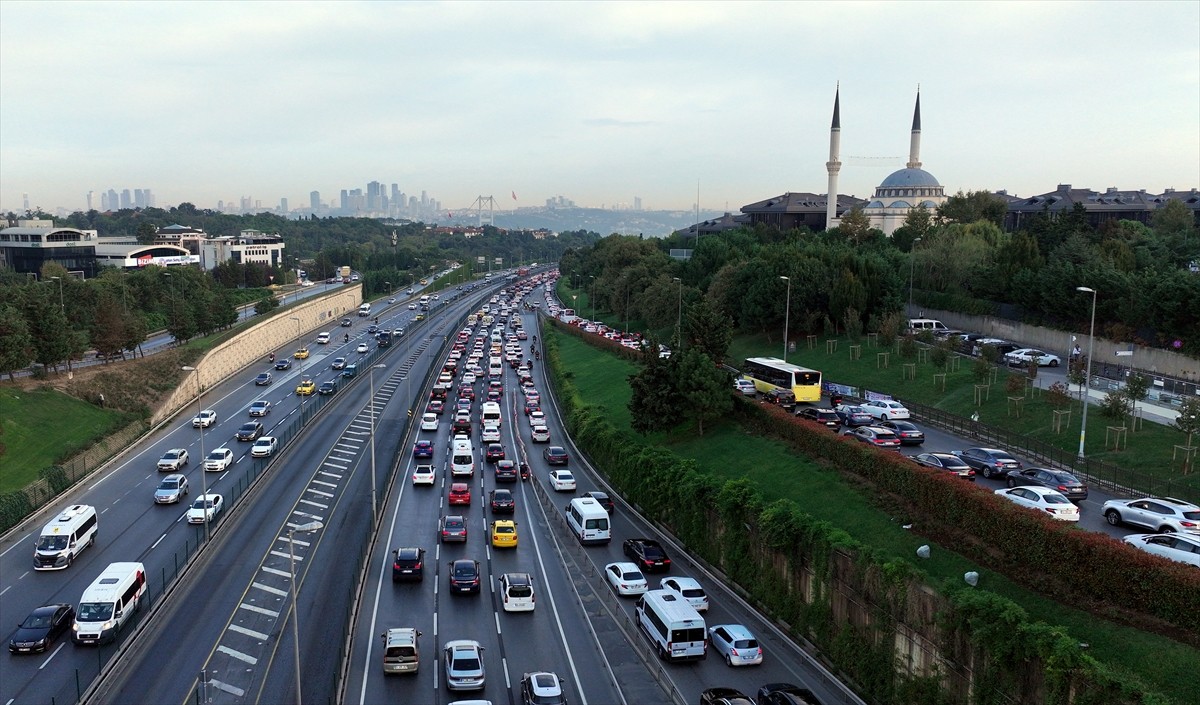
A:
[685,297,733,364]
[937,190,1007,226]
[24,287,73,373]
[135,222,157,245]
[0,304,34,380]
[891,204,934,252]
[254,294,280,316]
[835,206,874,246]
[91,292,128,361]
[1123,374,1149,431]
[1173,397,1200,474]
[123,312,149,357]
[676,347,731,435]
[628,342,682,435]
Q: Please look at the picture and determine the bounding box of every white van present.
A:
[451,440,475,477]
[565,497,611,545]
[635,589,707,661]
[359,302,372,317]
[908,318,949,334]
[481,402,502,428]
[72,562,147,644]
[488,358,503,378]
[316,331,331,345]
[34,504,98,570]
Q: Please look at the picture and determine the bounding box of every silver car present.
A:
[708,624,763,666]
[1123,533,1200,567]
[154,474,189,504]
[443,639,485,691]
[1102,497,1200,535]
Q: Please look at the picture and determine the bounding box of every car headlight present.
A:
[102,620,115,631]
[72,622,80,632]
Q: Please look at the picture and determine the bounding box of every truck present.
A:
[340,265,352,283]
[377,330,392,348]
[518,266,529,277]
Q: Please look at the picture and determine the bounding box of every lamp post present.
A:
[908,237,922,313]
[181,366,210,541]
[571,294,577,317]
[672,277,683,349]
[288,519,324,705]
[50,275,65,315]
[289,316,304,409]
[1076,286,1098,459]
[589,275,596,323]
[368,363,387,520]
[780,275,791,362]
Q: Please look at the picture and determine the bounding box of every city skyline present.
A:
[1,2,1197,215]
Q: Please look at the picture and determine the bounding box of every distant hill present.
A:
[443,207,727,238]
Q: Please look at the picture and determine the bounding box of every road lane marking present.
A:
[269,550,301,561]
[306,488,334,498]
[238,603,279,618]
[261,566,290,578]
[150,533,168,550]
[312,480,338,489]
[217,644,258,665]
[209,679,245,697]
[251,581,289,597]
[38,643,65,669]
[229,624,271,641]
[299,499,328,509]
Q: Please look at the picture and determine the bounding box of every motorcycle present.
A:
[268,353,275,364]
[344,333,350,343]
[520,463,530,481]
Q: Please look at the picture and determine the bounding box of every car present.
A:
[154,474,189,504]
[367,324,379,334]
[318,378,341,395]
[342,363,358,378]
[500,573,536,613]
[485,443,505,463]
[448,559,482,595]
[994,486,1079,521]
[859,399,910,421]
[660,576,708,612]
[274,358,293,370]
[548,470,576,491]
[911,452,976,480]
[494,459,518,482]
[420,413,439,432]
[1122,533,1200,567]
[1102,496,1200,534]
[524,399,541,416]
[543,446,569,466]
[520,671,566,704]
[528,410,547,427]
[700,687,755,705]
[331,357,347,370]
[1006,467,1088,501]
[1005,348,1062,368]
[490,520,518,548]
[488,487,517,513]
[757,682,822,705]
[531,425,551,443]
[953,447,1023,479]
[251,436,278,458]
[833,404,874,427]
[157,448,189,471]
[517,330,528,340]
[874,419,924,445]
[8,604,75,654]
[842,426,902,450]
[192,409,217,428]
[734,379,757,396]
[236,421,264,441]
[449,482,471,506]
[415,314,425,321]
[408,303,417,310]
[439,515,468,544]
[356,343,370,354]
[604,561,648,596]
[796,407,841,430]
[295,378,316,396]
[187,493,224,524]
[254,372,273,386]
[764,388,796,410]
[391,547,425,582]
[203,447,234,472]
[294,347,310,359]
[248,400,272,417]
[340,318,353,327]
[708,624,763,666]
[412,464,436,485]
[481,425,501,443]
[443,639,485,689]
[462,371,477,385]
[623,537,671,572]
[411,441,434,459]
[584,491,614,513]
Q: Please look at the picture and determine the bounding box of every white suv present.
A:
[481,425,501,443]
[1102,497,1200,534]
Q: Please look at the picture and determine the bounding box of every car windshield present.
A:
[192,498,214,509]
[1183,510,1200,520]
[453,565,475,577]
[21,612,53,629]
[77,602,113,622]
[36,535,68,551]
[207,452,225,460]
[160,479,181,489]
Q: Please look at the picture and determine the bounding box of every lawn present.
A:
[551,328,1198,704]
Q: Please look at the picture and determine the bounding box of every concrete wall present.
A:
[154,286,363,424]
[908,305,1200,381]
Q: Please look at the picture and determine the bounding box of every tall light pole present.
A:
[368,363,387,520]
[780,275,791,362]
[1076,286,1098,459]
[288,519,323,705]
[571,294,577,317]
[908,237,922,313]
[588,275,596,323]
[672,277,683,349]
[50,275,65,315]
[181,366,210,541]
[289,316,304,409]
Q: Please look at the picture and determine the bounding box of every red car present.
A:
[449,482,471,505]
[524,400,541,416]
[428,400,445,415]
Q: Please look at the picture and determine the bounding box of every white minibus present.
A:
[635,589,707,661]
[34,504,98,570]
[72,562,147,644]
[565,497,611,545]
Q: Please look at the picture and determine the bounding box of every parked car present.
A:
[1122,533,1200,567]
[157,448,189,471]
[757,683,822,705]
[877,420,925,445]
[254,372,273,386]
[543,446,569,465]
[796,407,841,430]
[154,474,189,504]
[833,404,874,427]
[700,688,755,705]
[439,515,468,542]
[251,436,278,458]
[391,547,425,582]
[622,538,671,572]
[236,421,264,441]
[1007,467,1088,501]
[994,486,1079,521]
[187,493,224,524]
[8,604,75,654]
[911,452,975,480]
[1101,497,1200,534]
[248,400,271,417]
[442,639,485,688]
[490,488,515,514]
[1004,348,1062,368]
[708,624,763,667]
[953,447,1023,479]
[842,426,902,450]
[448,559,482,594]
[860,399,911,421]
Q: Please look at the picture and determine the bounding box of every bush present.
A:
[1047,381,1071,409]
[0,492,34,533]
[1100,392,1132,421]
[39,465,70,495]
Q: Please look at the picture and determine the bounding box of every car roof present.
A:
[505,572,532,585]
[396,547,422,559]
[666,576,703,589]
[712,623,754,638]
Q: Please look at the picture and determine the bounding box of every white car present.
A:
[734,379,757,396]
[499,572,536,612]
[604,562,648,596]
[481,425,501,443]
[192,409,217,428]
[157,448,189,472]
[1004,348,1062,368]
[251,436,277,458]
[548,470,576,492]
[356,343,369,354]
[420,413,439,432]
[860,399,910,421]
[462,372,476,385]
[531,425,551,443]
[1122,533,1200,567]
[203,447,234,472]
[993,486,1079,521]
[708,624,763,667]
[660,576,709,612]
[411,464,436,485]
[187,493,224,524]
[528,411,546,427]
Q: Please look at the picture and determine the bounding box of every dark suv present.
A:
[494,460,518,482]
[764,388,796,411]
[448,558,481,594]
[622,538,671,572]
[391,547,425,582]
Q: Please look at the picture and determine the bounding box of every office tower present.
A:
[391,184,399,204]
[134,189,145,208]
[280,197,288,213]
[120,189,132,209]
[421,190,428,209]
[634,196,642,210]
[87,191,94,211]
[367,181,381,211]
[340,189,349,210]
[144,189,154,207]
[310,191,320,210]
[106,189,118,211]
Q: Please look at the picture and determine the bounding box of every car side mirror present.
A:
[114,609,123,618]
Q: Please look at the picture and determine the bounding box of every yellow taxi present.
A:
[490,520,518,549]
[419,278,428,285]
[294,347,310,359]
[295,378,316,396]
[415,314,425,321]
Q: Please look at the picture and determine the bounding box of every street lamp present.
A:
[288,519,324,705]
[589,275,596,323]
[1076,286,1098,459]
[181,366,210,541]
[780,276,791,362]
[50,275,65,316]
[672,277,683,349]
[571,294,577,317]
[368,363,387,520]
[289,316,304,408]
[908,237,923,313]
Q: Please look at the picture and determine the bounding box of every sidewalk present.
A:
[1035,376,1181,425]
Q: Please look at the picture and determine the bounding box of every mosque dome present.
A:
[879,168,941,189]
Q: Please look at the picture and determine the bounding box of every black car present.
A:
[1007,467,1089,501]
[953,447,1023,479]
[764,388,796,411]
[448,558,481,594]
[584,491,614,513]
[340,318,353,327]
[757,682,823,705]
[490,489,515,514]
[254,372,273,386]
[391,547,425,582]
[9,604,74,653]
[318,380,339,396]
[274,358,292,371]
[701,687,754,705]
[494,460,518,482]
[877,420,925,445]
[367,324,379,334]
[236,421,264,441]
[911,452,976,480]
[543,446,569,466]
[796,407,841,430]
[622,538,671,572]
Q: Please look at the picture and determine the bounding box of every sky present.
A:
[1,1,1198,215]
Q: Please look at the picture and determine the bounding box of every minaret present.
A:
[907,88,922,169]
[825,84,842,230]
